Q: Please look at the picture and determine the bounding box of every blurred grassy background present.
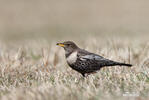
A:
[0,0,149,42]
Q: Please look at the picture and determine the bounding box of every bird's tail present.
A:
[102,60,132,67]
[115,62,132,67]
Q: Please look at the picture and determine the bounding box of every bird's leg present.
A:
[77,73,85,82]
[81,73,85,77]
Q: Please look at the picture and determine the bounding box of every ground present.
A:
[0,37,148,100]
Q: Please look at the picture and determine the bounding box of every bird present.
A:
[57,41,132,77]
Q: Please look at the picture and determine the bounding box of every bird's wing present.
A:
[77,49,106,61]
[79,54,105,61]
[77,49,116,67]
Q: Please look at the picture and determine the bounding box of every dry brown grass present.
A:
[0,37,148,100]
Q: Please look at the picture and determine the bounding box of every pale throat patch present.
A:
[66,51,77,64]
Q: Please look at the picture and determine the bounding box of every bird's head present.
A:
[57,41,78,55]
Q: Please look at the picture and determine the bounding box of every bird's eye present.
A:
[67,44,70,46]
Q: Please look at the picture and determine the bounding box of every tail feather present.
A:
[102,60,132,67]
[116,62,132,67]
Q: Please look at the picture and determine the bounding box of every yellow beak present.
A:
[57,43,65,47]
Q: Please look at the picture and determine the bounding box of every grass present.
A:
[0,37,148,100]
